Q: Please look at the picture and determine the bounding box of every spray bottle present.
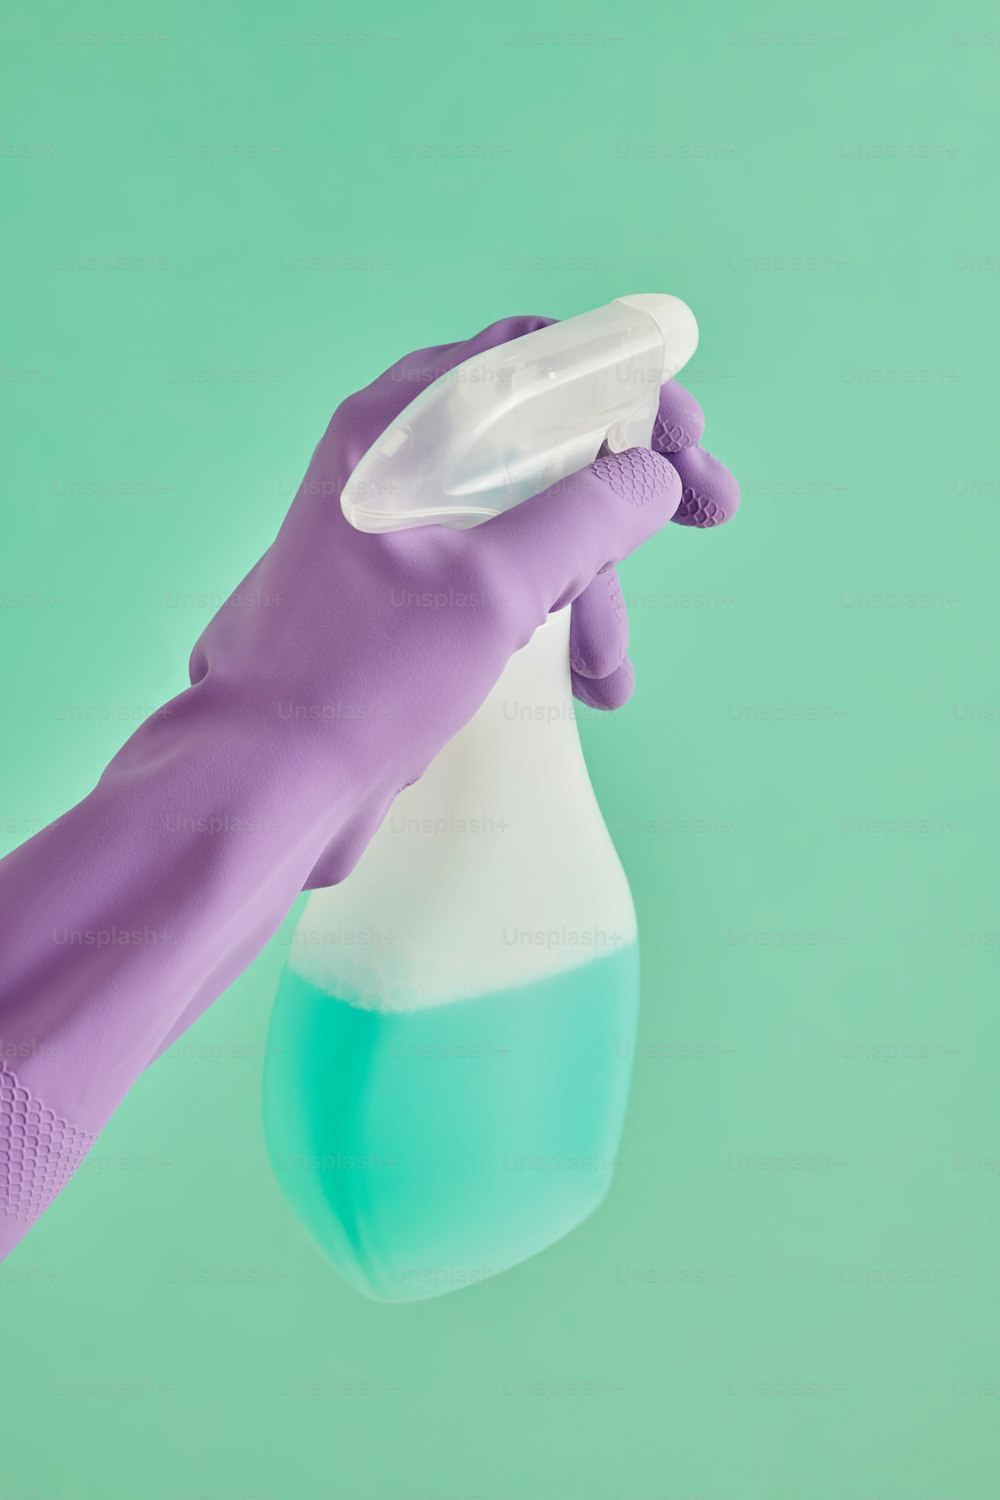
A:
[263,295,698,1300]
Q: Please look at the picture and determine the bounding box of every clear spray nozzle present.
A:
[341,293,698,533]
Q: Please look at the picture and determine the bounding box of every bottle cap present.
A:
[614,294,699,379]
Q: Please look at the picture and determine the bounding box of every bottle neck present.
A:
[431,608,591,789]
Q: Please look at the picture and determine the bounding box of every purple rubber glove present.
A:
[0,315,738,1260]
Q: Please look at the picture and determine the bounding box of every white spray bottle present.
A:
[263,295,698,1300]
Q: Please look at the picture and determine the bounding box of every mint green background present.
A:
[1,0,998,1496]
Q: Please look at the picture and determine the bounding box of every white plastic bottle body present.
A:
[264,611,641,1299]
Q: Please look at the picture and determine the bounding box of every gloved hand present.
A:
[0,314,738,1260]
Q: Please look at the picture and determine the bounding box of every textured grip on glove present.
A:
[0,1061,94,1225]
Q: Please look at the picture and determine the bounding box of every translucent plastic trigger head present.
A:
[341,293,698,533]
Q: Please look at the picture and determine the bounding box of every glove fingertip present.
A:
[668,446,741,528]
[654,381,706,455]
[572,657,636,712]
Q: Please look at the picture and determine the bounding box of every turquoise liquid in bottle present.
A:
[263,943,638,1302]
